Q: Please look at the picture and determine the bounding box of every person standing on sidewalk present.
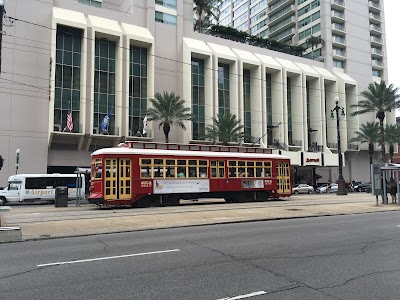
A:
[389,177,397,204]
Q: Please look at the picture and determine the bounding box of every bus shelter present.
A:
[371,163,400,205]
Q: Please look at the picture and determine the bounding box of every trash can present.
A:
[55,186,68,207]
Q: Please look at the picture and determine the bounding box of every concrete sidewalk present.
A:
[1,193,400,241]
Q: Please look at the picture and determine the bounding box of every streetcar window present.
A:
[247,161,255,178]
[141,159,152,165]
[154,159,163,165]
[264,161,272,177]
[189,167,197,177]
[166,159,175,166]
[199,160,208,166]
[218,161,225,178]
[228,161,237,178]
[189,160,197,165]
[256,167,263,177]
[177,160,186,166]
[141,167,151,178]
[199,167,207,177]
[92,159,102,180]
[154,167,164,178]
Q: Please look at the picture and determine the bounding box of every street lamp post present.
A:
[331,95,347,195]
[15,148,20,175]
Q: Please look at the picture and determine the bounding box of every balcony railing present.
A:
[347,143,359,150]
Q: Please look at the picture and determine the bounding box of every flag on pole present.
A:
[66,110,73,132]
[101,112,111,133]
[142,116,148,135]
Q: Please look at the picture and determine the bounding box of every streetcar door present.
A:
[276,162,291,194]
[104,158,132,200]
[210,160,226,190]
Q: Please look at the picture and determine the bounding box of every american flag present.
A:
[66,111,73,132]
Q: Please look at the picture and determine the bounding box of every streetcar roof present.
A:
[92,147,289,160]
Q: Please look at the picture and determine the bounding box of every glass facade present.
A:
[243,69,251,143]
[78,0,101,7]
[155,0,177,9]
[155,11,177,25]
[54,25,82,133]
[218,63,230,115]
[306,81,311,148]
[129,46,148,137]
[192,58,205,140]
[94,38,116,134]
[287,77,292,145]
[266,73,272,144]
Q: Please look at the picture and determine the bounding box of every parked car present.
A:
[316,184,329,193]
[352,182,371,192]
[292,184,314,194]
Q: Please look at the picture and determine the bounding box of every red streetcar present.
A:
[88,143,292,207]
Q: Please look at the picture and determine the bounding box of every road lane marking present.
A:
[217,291,267,300]
[37,249,180,267]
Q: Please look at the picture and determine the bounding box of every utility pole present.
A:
[0,0,5,74]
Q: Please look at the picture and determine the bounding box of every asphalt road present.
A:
[1,212,400,300]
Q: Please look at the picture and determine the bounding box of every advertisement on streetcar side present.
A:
[153,179,210,194]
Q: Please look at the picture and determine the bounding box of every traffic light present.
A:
[0,155,3,170]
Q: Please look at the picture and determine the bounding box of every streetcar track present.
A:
[4,199,376,224]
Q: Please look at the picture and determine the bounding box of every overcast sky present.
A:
[385,2,399,88]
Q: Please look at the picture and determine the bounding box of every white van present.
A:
[0,174,85,206]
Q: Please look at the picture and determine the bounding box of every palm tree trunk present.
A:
[163,123,171,143]
[378,117,385,162]
[390,144,394,163]
[368,143,374,165]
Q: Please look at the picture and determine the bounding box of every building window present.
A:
[218,63,230,115]
[192,58,205,140]
[94,38,116,135]
[155,11,177,25]
[155,0,177,9]
[243,69,251,143]
[54,25,83,133]
[78,0,101,7]
[306,81,311,148]
[333,59,344,68]
[129,46,148,137]
[372,69,381,77]
[287,77,292,145]
[266,73,272,144]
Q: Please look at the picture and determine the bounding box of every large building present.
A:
[218,0,387,77]
[0,0,392,186]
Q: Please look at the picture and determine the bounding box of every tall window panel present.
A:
[218,63,230,115]
[306,81,311,148]
[129,45,148,136]
[192,58,205,140]
[287,77,292,145]
[266,73,272,144]
[94,38,116,134]
[54,25,82,133]
[243,69,251,143]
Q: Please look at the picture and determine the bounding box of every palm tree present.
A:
[350,81,400,162]
[146,92,194,143]
[305,36,325,59]
[203,112,244,145]
[193,0,221,33]
[349,122,379,165]
[385,124,400,162]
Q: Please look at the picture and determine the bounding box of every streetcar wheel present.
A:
[224,197,233,203]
